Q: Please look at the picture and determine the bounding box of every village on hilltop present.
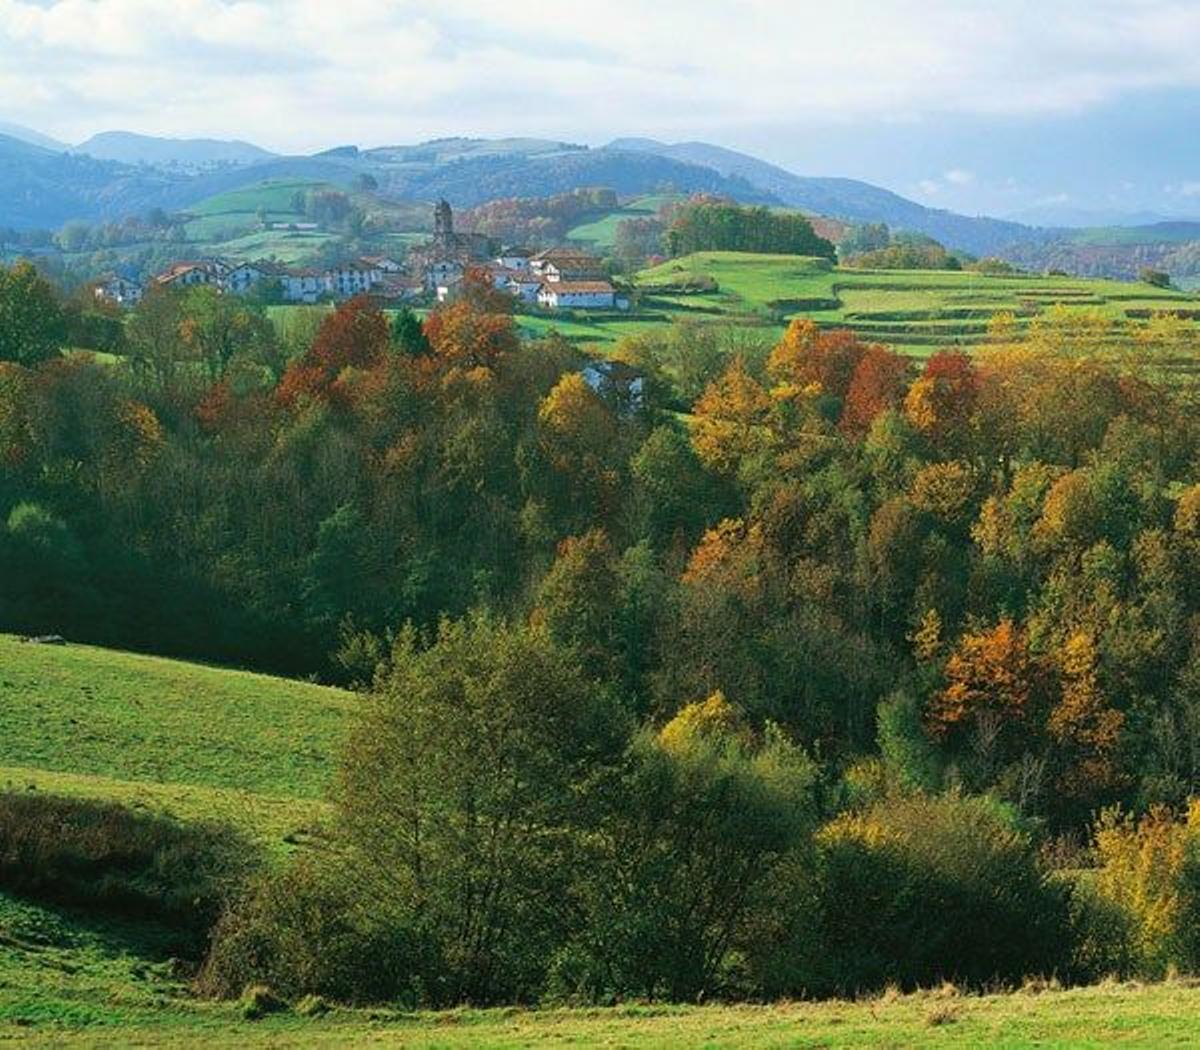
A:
[93,200,627,313]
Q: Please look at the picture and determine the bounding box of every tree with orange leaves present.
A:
[927,619,1038,742]
[840,343,910,437]
[903,349,979,456]
[767,319,864,401]
[276,295,390,408]
[423,294,519,371]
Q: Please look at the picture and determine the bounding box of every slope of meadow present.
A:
[566,193,677,248]
[0,634,350,813]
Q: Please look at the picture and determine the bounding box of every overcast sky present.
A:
[2,0,1198,218]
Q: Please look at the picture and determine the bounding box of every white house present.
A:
[155,261,220,290]
[280,269,327,304]
[537,280,617,310]
[436,275,464,302]
[483,265,529,291]
[93,273,143,307]
[325,261,381,298]
[506,274,543,304]
[224,261,269,295]
[530,247,604,281]
[424,259,463,291]
[495,248,533,271]
[581,359,646,414]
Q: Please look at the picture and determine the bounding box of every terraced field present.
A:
[632,252,1200,357]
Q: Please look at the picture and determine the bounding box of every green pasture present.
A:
[0,635,351,800]
[566,193,678,248]
[630,252,1200,357]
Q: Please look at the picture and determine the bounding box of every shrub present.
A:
[1086,803,1200,977]
[199,858,433,1006]
[805,793,1072,995]
[0,792,256,955]
[206,615,632,1008]
[562,708,819,1003]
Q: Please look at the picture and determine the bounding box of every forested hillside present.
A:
[6,259,1200,1016]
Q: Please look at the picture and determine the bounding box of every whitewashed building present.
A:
[495,248,533,271]
[280,269,327,304]
[224,262,269,295]
[506,274,543,304]
[424,259,464,292]
[325,261,381,298]
[155,261,221,290]
[93,273,143,307]
[537,280,617,310]
[360,254,404,274]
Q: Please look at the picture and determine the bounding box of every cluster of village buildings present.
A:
[95,201,627,313]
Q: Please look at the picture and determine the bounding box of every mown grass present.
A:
[0,634,352,800]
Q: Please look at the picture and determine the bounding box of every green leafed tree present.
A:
[0,262,65,366]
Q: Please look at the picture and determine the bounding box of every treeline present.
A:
[838,224,1017,273]
[665,200,836,258]
[6,260,1200,1003]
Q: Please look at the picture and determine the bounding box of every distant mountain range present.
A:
[73,131,275,169]
[0,121,69,152]
[1005,204,1199,228]
[3,125,1200,283]
[4,128,1018,252]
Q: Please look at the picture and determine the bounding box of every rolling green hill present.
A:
[177,178,430,253]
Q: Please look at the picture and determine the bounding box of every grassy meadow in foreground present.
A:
[2,931,1200,1050]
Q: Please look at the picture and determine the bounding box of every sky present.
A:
[1,0,1198,221]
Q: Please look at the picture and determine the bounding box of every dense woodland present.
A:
[6,258,1200,1004]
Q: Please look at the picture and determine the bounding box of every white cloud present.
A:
[1178,181,1200,197]
[1,0,1200,151]
[917,179,942,196]
[944,168,975,185]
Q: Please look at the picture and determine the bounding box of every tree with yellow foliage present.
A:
[691,355,773,478]
[1048,630,1125,801]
